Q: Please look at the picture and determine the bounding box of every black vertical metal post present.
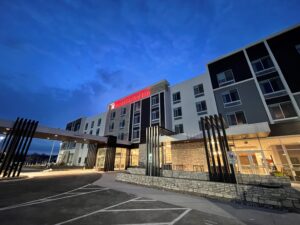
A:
[201,117,212,180]
[205,117,217,180]
[209,116,223,181]
[17,121,39,177]
[145,127,149,175]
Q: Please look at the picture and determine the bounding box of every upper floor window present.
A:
[251,56,275,76]
[194,84,204,97]
[173,107,182,119]
[134,101,141,112]
[85,123,88,130]
[268,101,297,120]
[174,124,184,134]
[259,77,286,99]
[217,70,235,87]
[110,111,116,120]
[151,94,159,106]
[133,114,140,125]
[295,44,300,55]
[118,133,124,140]
[89,130,93,135]
[227,111,247,126]
[195,101,207,115]
[121,107,126,116]
[172,92,181,104]
[119,120,125,129]
[96,128,100,136]
[151,107,159,121]
[133,127,140,139]
[222,89,241,108]
[97,118,101,126]
[91,121,94,128]
[109,122,114,132]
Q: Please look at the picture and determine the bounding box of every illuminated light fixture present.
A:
[54,134,58,137]
[0,136,5,141]
[47,137,50,140]
[5,128,10,131]
[109,87,151,109]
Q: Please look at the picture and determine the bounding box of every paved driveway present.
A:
[0,173,241,225]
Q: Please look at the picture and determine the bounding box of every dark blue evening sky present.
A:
[0,0,299,153]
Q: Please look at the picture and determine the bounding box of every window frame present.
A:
[120,107,127,116]
[85,123,88,130]
[109,122,114,132]
[251,55,276,76]
[221,89,241,108]
[259,77,286,99]
[110,111,116,120]
[173,107,182,120]
[119,119,125,129]
[174,124,184,134]
[195,100,207,115]
[151,107,160,121]
[216,69,235,87]
[226,111,247,126]
[151,94,159,106]
[97,118,101,126]
[172,92,181,104]
[268,101,297,121]
[134,101,141,112]
[132,127,140,140]
[194,84,204,98]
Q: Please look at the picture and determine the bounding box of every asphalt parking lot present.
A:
[0,173,242,225]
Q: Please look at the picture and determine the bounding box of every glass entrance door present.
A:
[235,151,268,175]
[114,148,126,171]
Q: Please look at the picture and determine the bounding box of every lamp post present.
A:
[47,140,56,167]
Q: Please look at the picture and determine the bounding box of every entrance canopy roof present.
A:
[0,119,131,147]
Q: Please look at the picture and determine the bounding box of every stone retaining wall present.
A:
[116,173,300,211]
[126,168,291,186]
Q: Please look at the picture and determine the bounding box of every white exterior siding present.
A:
[170,73,218,137]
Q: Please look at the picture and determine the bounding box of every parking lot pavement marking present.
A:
[169,209,192,225]
[54,197,140,225]
[103,208,189,212]
[0,187,109,211]
[204,219,218,225]
[132,197,157,202]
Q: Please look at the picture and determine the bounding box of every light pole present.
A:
[47,140,56,167]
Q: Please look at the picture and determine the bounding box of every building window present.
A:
[251,56,275,76]
[296,44,300,55]
[216,70,235,87]
[133,114,140,125]
[226,111,247,126]
[175,124,184,134]
[97,118,101,126]
[109,122,114,132]
[110,111,116,120]
[96,128,100,136]
[119,120,125,129]
[133,127,140,139]
[173,107,182,120]
[194,84,204,97]
[118,133,124,140]
[121,107,126,116]
[268,101,297,120]
[259,77,286,98]
[81,143,84,149]
[151,94,159,106]
[85,123,88,130]
[151,108,159,121]
[89,130,93,135]
[172,92,181,104]
[91,121,94,128]
[196,101,207,115]
[134,101,141,112]
[222,89,241,107]
[78,157,81,164]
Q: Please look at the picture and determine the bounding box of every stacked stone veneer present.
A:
[116,173,300,210]
[126,168,291,186]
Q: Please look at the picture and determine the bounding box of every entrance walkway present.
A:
[94,172,300,225]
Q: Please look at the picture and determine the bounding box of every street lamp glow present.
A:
[0,136,5,141]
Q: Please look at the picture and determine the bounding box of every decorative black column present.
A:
[104,135,117,171]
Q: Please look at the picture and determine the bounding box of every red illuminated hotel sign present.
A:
[110,87,151,109]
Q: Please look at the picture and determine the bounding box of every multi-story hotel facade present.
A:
[57,24,300,181]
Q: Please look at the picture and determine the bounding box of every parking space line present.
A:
[170,209,192,225]
[131,197,157,202]
[54,197,140,225]
[104,208,188,212]
[0,188,109,211]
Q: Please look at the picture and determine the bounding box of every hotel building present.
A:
[57,24,300,181]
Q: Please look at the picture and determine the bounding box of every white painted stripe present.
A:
[204,219,218,225]
[0,188,109,211]
[104,208,188,212]
[170,208,191,225]
[53,197,140,225]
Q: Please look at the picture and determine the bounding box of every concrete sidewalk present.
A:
[94,172,300,225]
